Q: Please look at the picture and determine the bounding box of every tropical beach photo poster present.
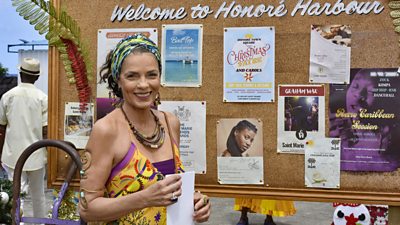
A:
[96,28,158,120]
[161,24,203,87]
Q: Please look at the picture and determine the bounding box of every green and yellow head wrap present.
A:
[111,33,160,82]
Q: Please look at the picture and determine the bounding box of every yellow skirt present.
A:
[234,198,296,217]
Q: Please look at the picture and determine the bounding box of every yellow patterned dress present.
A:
[234,198,296,217]
[105,142,184,225]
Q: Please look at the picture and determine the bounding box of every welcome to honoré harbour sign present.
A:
[110,0,384,22]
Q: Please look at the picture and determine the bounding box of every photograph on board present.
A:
[161,24,203,87]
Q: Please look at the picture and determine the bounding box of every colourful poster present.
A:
[277,85,325,154]
[329,68,400,171]
[309,25,351,84]
[96,28,157,120]
[64,102,94,149]
[158,101,207,174]
[223,27,275,102]
[217,118,263,184]
[161,24,203,87]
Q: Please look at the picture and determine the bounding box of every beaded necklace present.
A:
[120,106,165,149]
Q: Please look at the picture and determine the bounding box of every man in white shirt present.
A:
[0,57,48,219]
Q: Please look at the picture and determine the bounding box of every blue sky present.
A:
[0,1,45,74]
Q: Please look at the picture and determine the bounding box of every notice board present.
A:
[48,0,400,205]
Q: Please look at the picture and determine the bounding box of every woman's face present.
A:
[118,52,160,110]
[234,128,256,153]
[346,74,375,114]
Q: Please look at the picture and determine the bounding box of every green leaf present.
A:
[38,23,49,35]
[48,36,60,45]
[34,17,47,31]
[16,2,34,14]
[39,0,48,11]
[19,6,36,19]
[24,7,42,20]
[12,0,26,7]
[29,11,46,25]
[45,30,56,40]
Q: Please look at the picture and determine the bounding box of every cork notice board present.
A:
[48,0,400,205]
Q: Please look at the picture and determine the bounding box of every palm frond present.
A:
[12,0,92,108]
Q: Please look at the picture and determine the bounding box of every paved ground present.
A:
[21,190,334,225]
[200,198,333,225]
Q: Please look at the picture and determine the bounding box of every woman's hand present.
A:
[193,191,211,223]
[142,174,182,207]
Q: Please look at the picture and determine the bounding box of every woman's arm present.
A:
[79,117,182,222]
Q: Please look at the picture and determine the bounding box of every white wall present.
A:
[18,49,48,94]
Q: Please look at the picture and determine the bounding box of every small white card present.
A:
[166,171,195,225]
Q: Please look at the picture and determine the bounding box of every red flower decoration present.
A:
[61,38,91,112]
[345,213,359,225]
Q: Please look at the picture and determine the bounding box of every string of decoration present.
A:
[12,0,92,112]
[389,1,400,37]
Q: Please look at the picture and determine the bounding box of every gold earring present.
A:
[154,92,161,106]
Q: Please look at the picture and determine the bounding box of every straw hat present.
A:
[17,57,41,76]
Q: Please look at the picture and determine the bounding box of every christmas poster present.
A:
[223,27,275,102]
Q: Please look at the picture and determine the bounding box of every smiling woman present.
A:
[79,34,211,224]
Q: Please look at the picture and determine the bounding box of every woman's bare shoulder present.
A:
[92,111,120,135]
[157,110,180,143]
[158,110,180,129]
[88,110,122,150]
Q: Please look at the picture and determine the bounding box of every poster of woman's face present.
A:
[217,118,263,157]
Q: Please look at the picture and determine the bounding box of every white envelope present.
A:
[166,171,195,225]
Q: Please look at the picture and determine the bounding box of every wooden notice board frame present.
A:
[48,0,400,208]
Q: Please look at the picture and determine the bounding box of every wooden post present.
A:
[389,206,400,224]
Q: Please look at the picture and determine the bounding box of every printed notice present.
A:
[309,25,351,84]
[277,85,325,154]
[64,102,94,149]
[158,101,207,174]
[217,118,263,184]
[162,24,203,87]
[305,138,341,189]
[329,68,400,171]
[223,27,275,102]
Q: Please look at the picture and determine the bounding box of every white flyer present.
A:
[158,101,207,174]
[166,171,195,225]
[305,138,341,189]
[309,25,351,84]
[64,102,94,149]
